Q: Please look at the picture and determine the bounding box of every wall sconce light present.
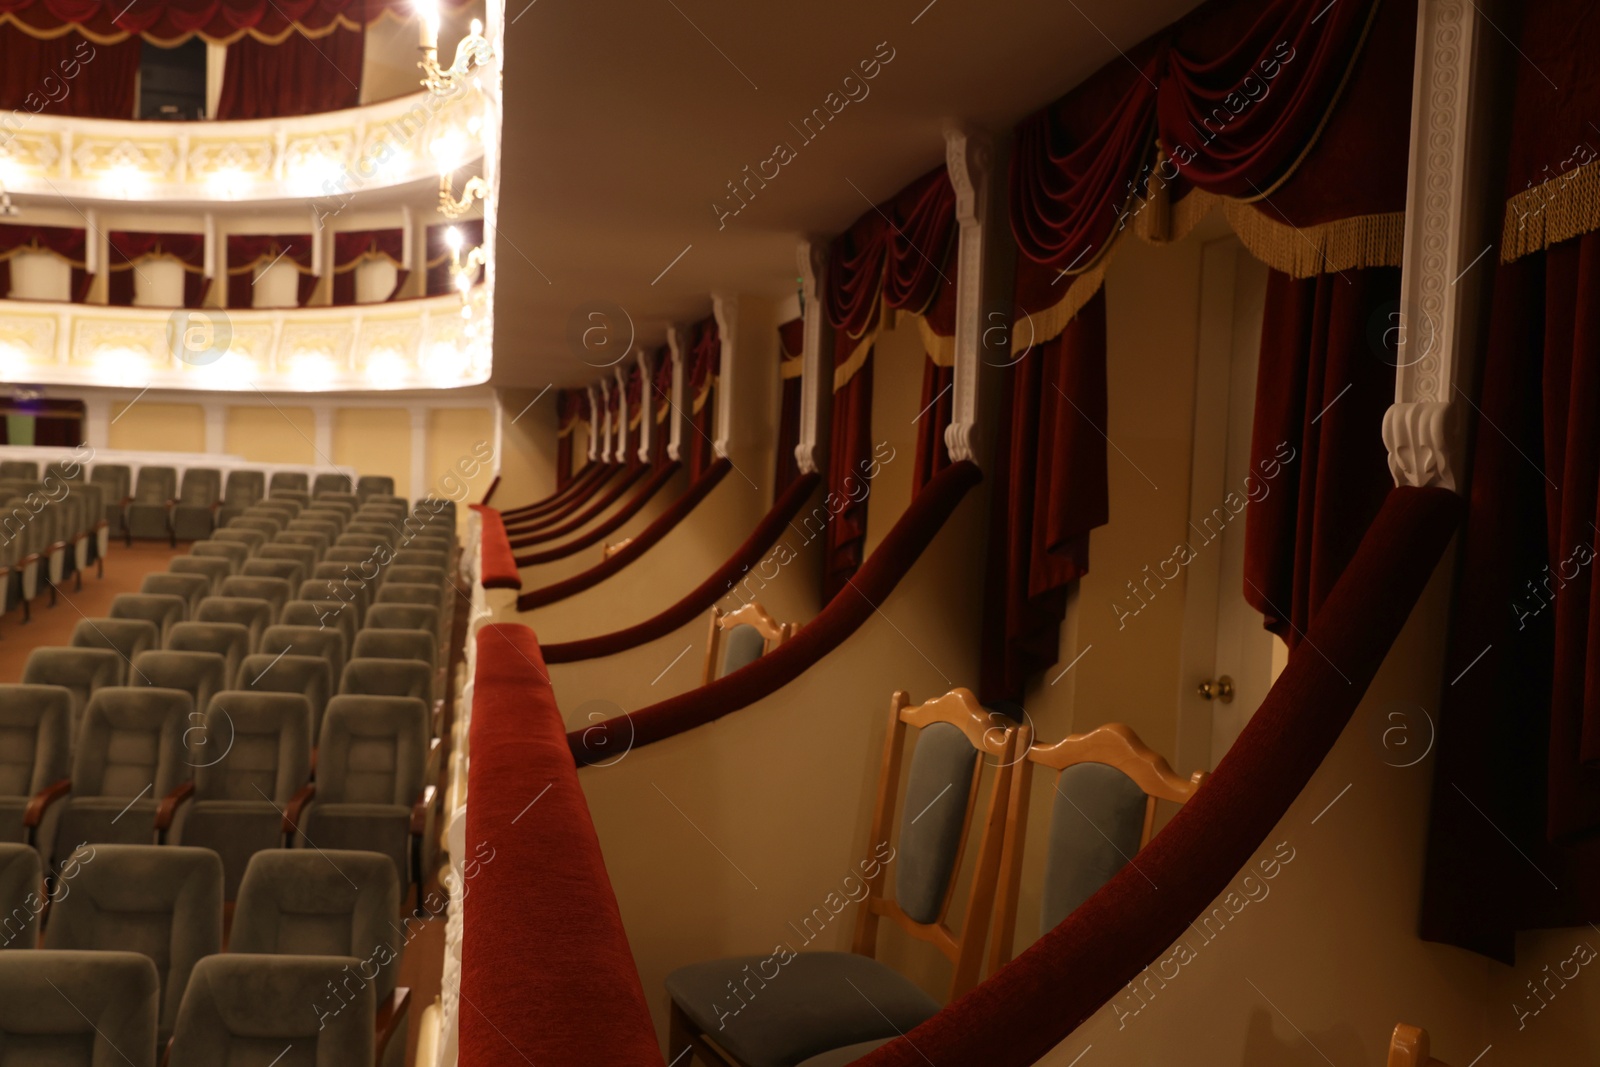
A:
[417,1,493,97]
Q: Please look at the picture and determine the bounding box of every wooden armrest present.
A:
[283,782,316,836]
[153,781,195,835]
[23,779,70,829]
[410,785,438,836]
[374,987,411,1066]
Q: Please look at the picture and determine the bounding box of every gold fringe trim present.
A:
[0,9,387,48]
[833,327,876,392]
[691,376,715,415]
[0,244,86,269]
[332,250,404,274]
[910,311,955,367]
[779,355,804,379]
[1015,255,1113,352]
[1221,199,1404,278]
[1502,152,1600,262]
[629,410,642,430]
[226,253,315,276]
[109,252,204,273]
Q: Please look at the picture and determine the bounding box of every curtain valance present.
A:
[108,230,206,308]
[0,0,456,46]
[214,25,362,119]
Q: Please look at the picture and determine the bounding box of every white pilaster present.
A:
[313,405,335,468]
[711,292,739,460]
[597,378,614,463]
[794,240,829,475]
[410,407,429,501]
[613,365,629,463]
[943,124,997,466]
[665,325,686,462]
[83,396,110,447]
[203,403,226,454]
[636,348,653,464]
[586,384,600,462]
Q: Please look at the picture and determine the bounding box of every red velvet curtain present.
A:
[822,168,958,601]
[107,231,207,308]
[555,389,582,490]
[0,397,83,446]
[912,277,959,491]
[215,24,362,119]
[776,317,803,498]
[0,0,449,44]
[687,316,719,481]
[226,234,315,308]
[0,24,139,117]
[0,223,91,302]
[427,219,483,296]
[330,228,403,306]
[980,292,1109,705]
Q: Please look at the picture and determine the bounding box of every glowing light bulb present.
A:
[364,348,410,387]
[207,166,249,198]
[445,227,463,253]
[289,350,338,388]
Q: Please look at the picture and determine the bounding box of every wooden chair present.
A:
[665,688,1020,1067]
[700,601,797,686]
[1388,1024,1452,1066]
[989,722,1204,972]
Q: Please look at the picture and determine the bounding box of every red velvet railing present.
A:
[511,462,681,559]
[462,624,663,1067]
[543,471,821,662]
[507,465,646,538]
[503,461,613,521]
[568,461,982,762]
[852,485,1463,1066]
[469,506,522,591]
[516,460,733,611]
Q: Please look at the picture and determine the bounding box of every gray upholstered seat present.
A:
[352,629,436,674]
[21,647,125,731]
[794,1040,892,1066]
[172,692,311,897]
[42,844,222,1042]
[165,623,252,686]
[246,501,298,524]
[322,547,383,580]
[341,658,433,706]
[139,572,211,616]
[299,576,367,624]
[279,599,359,650]
[0,843,41,949]
[0,460,38,480]
[230,516,283,540]
[168,954,373,1065]
[124,466,178,543]
[392,549,448,571]
[0,685,71,865]
[216,469,265,527]
[259,625,348,686]
[71,617,161,671]
[166,555,233,593]
[130,651,228,720]
[257,540,318,574]
[336,533,389,554]
[301,695,430,893]
[718,624,768,678]
[318,492,362,514]
[110,592,187,642]
[188,538,249,572]
[384,565,447,588]
[194,596,274,652]
[364,603,438,638]
[211,526,267,555]
[376,581,445,612]
[170,468,221,542]
[268,471,309,496]
[55,688,192,867]
[1038,762,1153,934]
[238,654,333,739]
[217,575,292,621]
[666,954,938,1067]
[0,950,160,1065]
[356,476,395,501]
[298,509,348,535]
[270,488,312,510]
[312,473,353,498]
[90,463,133,531]
[241,556,305,588]
[346,521,401,545]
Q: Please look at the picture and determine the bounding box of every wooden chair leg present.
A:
[667,1001,699,1067]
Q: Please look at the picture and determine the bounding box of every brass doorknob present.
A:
[1198,676,1235,703]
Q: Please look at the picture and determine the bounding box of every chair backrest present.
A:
[278,599,359,650]
[0,685,71,801]
[237,654,333,738]
[187,539,248,573]
[356,476,395,500]
[0,460,38,480]
[42,844,222,1038]
[258,541,318,573]
[241,557,305,588]
[109,593,186,641]
[0,950,160,1065]
[73,688,193,800]
[853,688,1020,1000]
[702,601,796,685]
[0,843,41,949]
[247,500,299,523]
[221,469,264,506]
[384,565,446,587]
[90,463,132,500]
[194,692,311,804]
[316,695,427,805]
[364,603,438,636]
[231,516,283,540]
[1388,1023,1452,1067]
[312,473,353,497]
[232,849,403,999]
[166,555,234,593]
[132,466,177,504]
[194,596,274,651]
[988,722,1204,972]
[346,520,400,544]
[71,617,161,671]
[273,529,329,558]
[130,651,228,719]
[392,549,447,570]
[217,576,292,620]
[177,469,220,506]
[298,510,348,535]
[22,647,125,725]
[341,657,433,705]
[258,625,347,685]
[299,576,367,620]
[212,527,267,555]
[268,471,308,494]
[352,629,436,673]
[168,954,372,1064]
[139,572,210,615]
[165,623,251,685]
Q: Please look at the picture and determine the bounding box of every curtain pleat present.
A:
[0,24,139,117]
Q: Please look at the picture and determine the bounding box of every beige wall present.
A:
[107,402,205,452]
[494,387,560,510]
[425,406,496,530]
[332,407,413,498]
[225,405,318,464]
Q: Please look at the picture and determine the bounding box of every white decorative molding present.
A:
[665,325,685,462]
[585,383,600,462]
[711,292,739,461]
[613,365,629,464]
[1388,0,1483,491]
[943,124,996,466]
[794,240,829,476]
[0,87,488,206]
[0,288,489,392]
[597,377,614,463]
[410,408,429,502]
[636,348,653,465]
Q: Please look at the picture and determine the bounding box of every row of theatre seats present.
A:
[0,476,461,1065]
[1,461,112,623]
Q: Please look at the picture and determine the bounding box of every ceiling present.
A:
[490,0,1204,387]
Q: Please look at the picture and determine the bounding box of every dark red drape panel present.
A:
[0,223,90,303]
[555,389,582,490]
[775,317,804,498]
[1422,235,1600,962]
[0,25,139,117]
[1242,267,1399,645]
[821,363,873,603]
[329,229,403,306]
[107,231,205,308]
[226,234,313,308]
[979,291,1109,705]
[913,361,954,491]
[687,317,719,480]
[0,0,465,45]
[426,219,483,296]
[215,25,362,119]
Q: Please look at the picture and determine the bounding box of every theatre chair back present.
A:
[701,601,798,686]
[1388,1023,1452,1066]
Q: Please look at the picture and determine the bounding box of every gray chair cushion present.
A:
[364,603,438,636]
[666,953,939,1067]
[0,842,41,949]
[298,578,366,624]
[167,556,234,592]
[188,539,249,572]
[315,696,426,805]
[352,630,436,673]
[268,472,309,494]
[232,849,402,1000]
[241,558,305,589]
[130,651,228,720]
[59,688,193,863]
[165,623,251,686]
[258,626,347,687]
[895,722,978,925]
[0,950,159,1066]
[795,1040,892,1066]
[139,573,210,616]
[237,655,332,741]
[109,593,187,642]
[392,550,447,571]
[719,624,767,678]
[356,476,394,500]
[169,954,372,1064]
[42,844,222,1040]
[313,474,353,497]
[217,576,293,622]
[258,542,318,574]
[70,618,161,669]
[383,566,445,588]
[212,527,267,555]
[375,582,443,611]
[1040,762,1149,935]
[341,658,432,705]
[21,648,124,731]
[194,597,274,652]
[279,600,359,651]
